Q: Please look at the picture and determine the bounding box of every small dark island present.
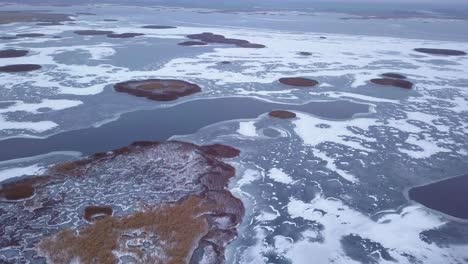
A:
[279,77,319,87]
[141,25,177,29]
[0,36,18,40]
[107,33,145,39]
[237,43,266,48]
[16,33,45,38]
[200,144,240,158]
[0,64,41,73]
[178,41,208,46]
[185,32,265,48]
[381,73,406,79]
[74,30,114,36]
[269,110,297,119]
[114,79,202,101]
[0,49,29,58]
[76,12,96,16]
[414,48,466,56]
[370,78,414,89]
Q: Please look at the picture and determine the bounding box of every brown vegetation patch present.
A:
[382,73,406,79]
[141,25,177,29]
[414,48,466,56]
[50,159,93,176]
[4,140,243,263]
[114,79,201,101]
[0,64,41,73]
[39,196,214,264]
[279,77,319,87]
[200,144,240,159]
[107,33,145,39]
[371,78,414,89]
[0,176,49,201]
[84,206,113,222]
[74,30,114,36]
[269,110,296,119]
[0,49,28,58]
[178,41,207,46]
[186,32,265,48]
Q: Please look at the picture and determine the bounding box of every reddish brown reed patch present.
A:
[39,196,213,264]
[269,110,296,119]
[50,159,92,176]
[114,79,201,101]
[0,176,49,201]
[371,78,414,89]
[279,77,319,87]
[200,144,240,158]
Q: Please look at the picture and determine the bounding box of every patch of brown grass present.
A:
[269,110,296,119]
[200,144,240,158]
[51,159,91,176]
[39,196,214,264]
[279,77,319,87]
[0,176,49,201]
[0,182,34,200]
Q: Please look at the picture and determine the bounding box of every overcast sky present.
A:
[152,0,468,7]
[5,0,468,8]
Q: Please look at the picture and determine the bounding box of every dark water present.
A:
[409,174,468,219]
[0,97,369,161]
